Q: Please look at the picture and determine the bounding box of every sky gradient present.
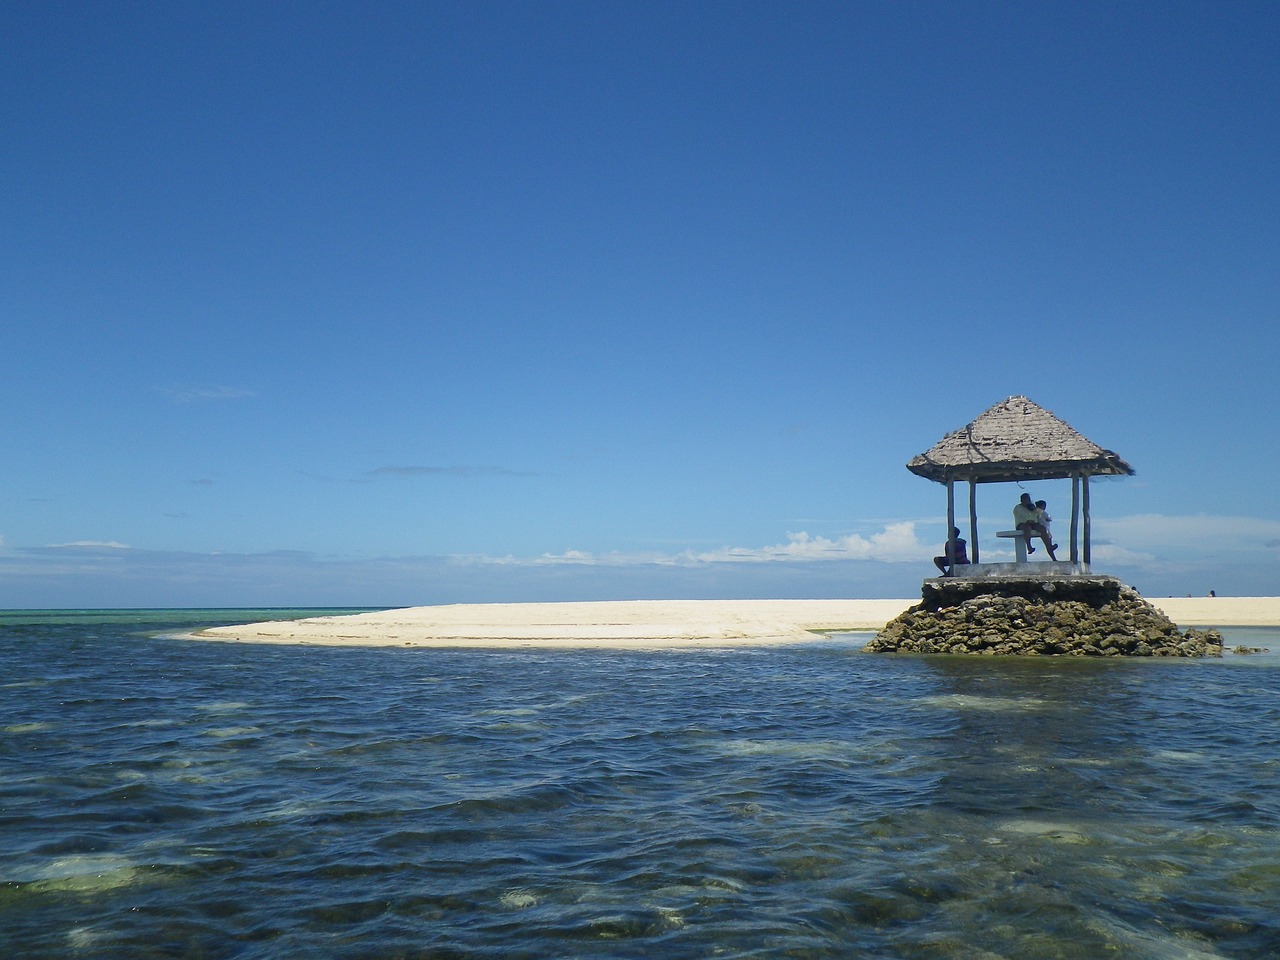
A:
[4,1,1279,607]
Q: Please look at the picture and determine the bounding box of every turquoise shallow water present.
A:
[2,609,1279,959]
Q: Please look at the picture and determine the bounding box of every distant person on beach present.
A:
[934,528,969,575]
[1014,493,1057,560]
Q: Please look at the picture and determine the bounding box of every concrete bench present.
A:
[996,529,1029,563]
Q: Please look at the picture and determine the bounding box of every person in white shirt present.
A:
[1013,493,1057,560]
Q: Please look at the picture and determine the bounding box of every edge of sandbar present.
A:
[182,596,1280,649]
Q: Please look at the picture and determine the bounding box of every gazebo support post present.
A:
[1082,475,1092,565]
[945,479,956,573]
[1070,475,1080,565]
[968,480,979,564]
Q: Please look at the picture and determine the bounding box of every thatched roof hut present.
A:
[907,396,1134,483]
[909,396,1133,568]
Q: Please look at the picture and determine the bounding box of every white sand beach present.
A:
[1149,596,1280,627]
[189,596,1280,649]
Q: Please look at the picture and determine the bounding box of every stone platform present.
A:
[952,561,1088,578]
[922,573,1123,609]
[869,574,1223,657]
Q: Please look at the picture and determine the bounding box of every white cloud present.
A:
[485,522,929,568]
[474,549,659,568]
[532,549,599,565]
[683,522,925,564]
[1083,543,1157,565]
[47,541,132,550]
[475,513,1280,575]
[1094,514,1280,555]
[6,512,1279,607]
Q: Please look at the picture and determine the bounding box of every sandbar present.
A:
[190,599,914,648]
[188,596,1280,649]
[1148,596,1280,627]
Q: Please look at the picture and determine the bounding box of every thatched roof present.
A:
[906,396,1134,484]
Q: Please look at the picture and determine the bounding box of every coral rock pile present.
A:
[868,584,1222,657]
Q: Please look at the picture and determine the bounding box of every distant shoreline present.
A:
[187,597,1280,649]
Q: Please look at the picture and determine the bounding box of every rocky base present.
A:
[868,580,1223,657]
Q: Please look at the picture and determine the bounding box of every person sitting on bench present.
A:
[1014,493,1057,560]
[933,527,970,575]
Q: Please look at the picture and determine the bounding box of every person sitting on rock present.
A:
[933,527,970,575]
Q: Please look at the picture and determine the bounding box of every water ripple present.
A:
[2,611,1279,958]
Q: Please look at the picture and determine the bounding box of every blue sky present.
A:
[4,1,1278,607]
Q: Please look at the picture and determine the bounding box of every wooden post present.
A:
[1082,474,1091,566]
[968,479,979,564]
[945,479,956,574]
[1070,475,1080,565]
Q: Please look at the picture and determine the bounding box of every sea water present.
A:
[2,609,1278,959]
